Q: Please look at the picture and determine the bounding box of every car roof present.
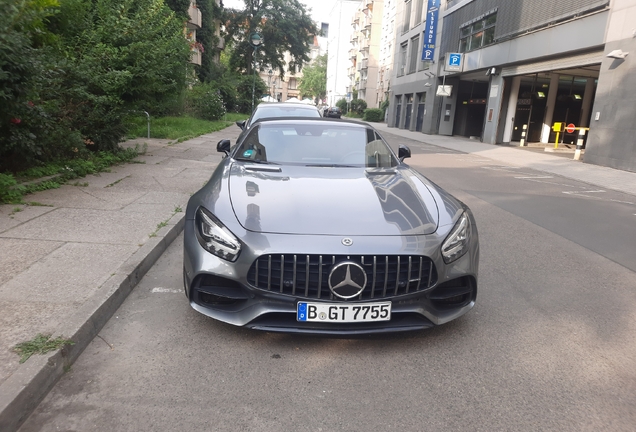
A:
[256,102,318,110]
[251,117,368,128]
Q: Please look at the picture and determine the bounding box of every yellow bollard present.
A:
[552,122,562,149]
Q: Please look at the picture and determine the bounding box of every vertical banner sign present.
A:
[421,0,440,61]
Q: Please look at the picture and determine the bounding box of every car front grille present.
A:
[246,254,437,301]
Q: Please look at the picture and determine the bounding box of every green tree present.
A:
[224,0,316,76]
[336,98,348,114]
[0,0,192,171]
[298,54,326,103]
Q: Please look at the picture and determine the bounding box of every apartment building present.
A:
[346,1,384,108]
[187,1,203,65]
[376,0,397,110]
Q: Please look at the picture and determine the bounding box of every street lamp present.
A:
[250,32,263,112]
[267,69,273,97]
[272,78,277,101]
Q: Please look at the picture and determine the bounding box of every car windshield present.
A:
[234,123,398,167]
[250,106,320,125]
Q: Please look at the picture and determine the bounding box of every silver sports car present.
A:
[183,118,479,334]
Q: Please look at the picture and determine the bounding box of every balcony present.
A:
[359,80,367,90]
[363,14,372,29]
[190,47,202,65]
[349,48,357,59]
[348,66,356,76]
[187,4,202,29]
[360,39,370,51]
[216,37,225,50]
[360,59,368,70]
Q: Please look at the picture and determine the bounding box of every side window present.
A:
[365,129,397,167]
[235,126,268,161]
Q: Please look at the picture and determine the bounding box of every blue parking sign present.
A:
[446,53,463,71]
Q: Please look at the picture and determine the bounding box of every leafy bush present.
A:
[186,83,227,121]
[350,99,367,115]
[363,108,383,122]
[0,0,191,172]
[336,98,348,114]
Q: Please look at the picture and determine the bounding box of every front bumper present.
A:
[183,221,479,335]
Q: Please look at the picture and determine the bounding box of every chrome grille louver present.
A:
[247,255,437,300]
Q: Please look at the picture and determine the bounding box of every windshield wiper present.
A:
[304,164,358,168]
[235,158,278,165]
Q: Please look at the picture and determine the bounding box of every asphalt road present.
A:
[20,133,636,432]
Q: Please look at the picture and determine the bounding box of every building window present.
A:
[289,78,297,89]
[408,36,419,74]
[402,0,412,34]
[398,43,407,76]
[414,0,424,26]
[459,13,496,53]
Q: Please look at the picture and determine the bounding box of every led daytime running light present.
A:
[196,207,241,261]
[441,212,470,264]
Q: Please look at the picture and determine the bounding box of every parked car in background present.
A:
[235,102,321,142]
[325,107,342,118]
[183,118,480,335]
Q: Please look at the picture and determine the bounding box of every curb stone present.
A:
[0,214,186,432]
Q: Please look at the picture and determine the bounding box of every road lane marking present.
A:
[514,176,554,179]
[151,287,182,294]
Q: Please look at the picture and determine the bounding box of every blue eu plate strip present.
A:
[297,302,307,321]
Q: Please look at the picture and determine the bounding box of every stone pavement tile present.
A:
[0,242,138,304]
[132,191,190,205]
[132,155,170,165]
[158,157,219,170]
[21,186,146,211]
[121,191,189,214]
[0,208,169,245]
[99,163,186,180]
[0,239,63,286]
[80,171,134,189]
[110,172,206,194]
[201,154,222,162]
[0,205,56,235]
[149,174,211,194]
[0,300,73,387]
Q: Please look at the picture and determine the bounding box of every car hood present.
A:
[229,163,439,236]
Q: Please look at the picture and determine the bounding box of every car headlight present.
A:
[441,211,471,264]
[195,207,241,261]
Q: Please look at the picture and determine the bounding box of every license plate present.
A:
[297,302,391,323]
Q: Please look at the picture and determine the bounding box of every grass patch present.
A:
[126,114,248,141]
[147,205,183,238]
[14,334,75,364]
[0,144,146,204]
[344,112,364,119]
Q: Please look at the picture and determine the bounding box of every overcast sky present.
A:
[221,0,345,24]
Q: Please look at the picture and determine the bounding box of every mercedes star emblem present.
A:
[328,261,367,299]
[342,238,353,246]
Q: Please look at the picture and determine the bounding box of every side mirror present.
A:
[398,145,411,162]
[236,120,246,130]
[217,139,231,155]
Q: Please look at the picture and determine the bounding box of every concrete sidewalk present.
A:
[1,121,635,431]
[0,127,240,432]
